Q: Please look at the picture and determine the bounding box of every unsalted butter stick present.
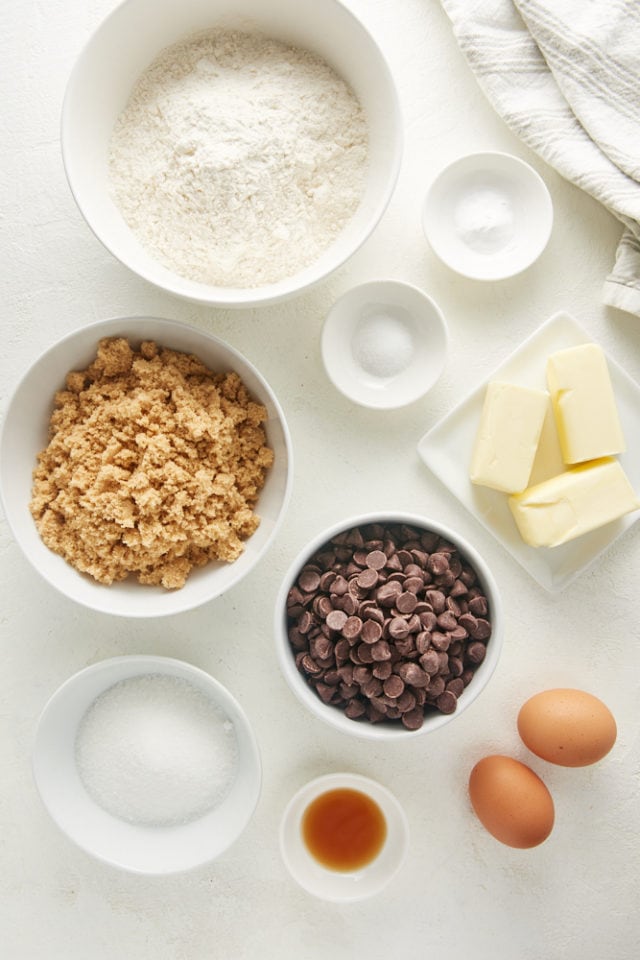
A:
[508,458,640,548]
[546,343,625,464]
[470,381,548,493]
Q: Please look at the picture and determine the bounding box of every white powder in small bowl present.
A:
[453,188,515,254]
[75,673,238,827]
[351,312,415,379]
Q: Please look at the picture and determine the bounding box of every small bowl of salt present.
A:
[32,655,261,875]
[422,152,553,281]
[321,280,448,409]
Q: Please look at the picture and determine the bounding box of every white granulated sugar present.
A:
[75,673,239,827]
[109,29,369,287]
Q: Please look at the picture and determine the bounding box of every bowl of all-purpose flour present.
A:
[32,656,262,874]
[61,0,402,308]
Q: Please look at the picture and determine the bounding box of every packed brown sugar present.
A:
[29,337,274,589]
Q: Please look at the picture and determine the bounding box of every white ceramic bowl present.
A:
[32,655,262,875]
[280,772,409,902]
[422,152,553,281]
[0,316,292,617]
[275,512,503,741]
[61,0,402,308]
[321,280,448,409]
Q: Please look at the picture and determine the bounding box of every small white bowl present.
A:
[321,280,448,409]
[274,512,503,741]
[0,316,292,617]
[422,152,553,281]
[61,0,402,308]
[32,655,262,875]
[279,772,409,902]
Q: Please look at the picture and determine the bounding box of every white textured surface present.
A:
[1,1,639,958]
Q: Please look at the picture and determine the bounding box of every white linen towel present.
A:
[439,0,640,317]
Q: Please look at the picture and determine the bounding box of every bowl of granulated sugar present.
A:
[33,656,261,874]
[62,0,402,308]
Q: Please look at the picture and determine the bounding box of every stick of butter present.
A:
[508,457,640,548]
[546,343,625,464]
[470,381,548,493]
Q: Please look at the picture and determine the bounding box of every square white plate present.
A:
[417,311,640,592]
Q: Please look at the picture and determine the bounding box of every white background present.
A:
[1,1,639,958]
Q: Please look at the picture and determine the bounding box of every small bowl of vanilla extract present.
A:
[279,772,409,902]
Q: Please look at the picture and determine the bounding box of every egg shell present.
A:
[468,755,554,849]
[517,688,617,767]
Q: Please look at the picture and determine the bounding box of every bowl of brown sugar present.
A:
[0,317,292,616]
[275,513,503,740]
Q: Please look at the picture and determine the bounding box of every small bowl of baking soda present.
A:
[422,152,553,281]
[321,280,448,409]
[32,656,261,874]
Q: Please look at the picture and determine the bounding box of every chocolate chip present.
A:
[316,683,336,704]
[362,678,383,699]
[468,595,488,617]
[330,575,349,596]
[314,595,334,618]
[345,699,367,719]
[376,581,403,607]
[372,660,393,680]
[297,610,314,634]
[446,678,465,698]
[426,589,446,614]
[388,616,410,640]
[356,567,379,591]
[383,675,405,699]
[310,635,333,661]
[419,610,438,631]
[357,643,374,664]
[342,615,363,639]
[415,631,430,655]
[419,649,440,674]
[337,663,354,685]
[325,609,348,632]
[396,591,418,614]
[431,632,450,652]
[467,641,486,664]
[436,690,458,714]
[396,690,417,713]
[471,618,492,641]
[366,549,387,570]
[428,553,449,576]
[436,611,458,631]
[398,662,429,688]
[301,654,321,676]
[361,619,382,644]
[401,707,424,730]
[371,639,392,662]
[298,568,321,592]
[362,604,385,625]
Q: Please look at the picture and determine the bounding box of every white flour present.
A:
[109,30,369,287]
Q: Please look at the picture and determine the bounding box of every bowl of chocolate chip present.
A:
[275,513,503,740]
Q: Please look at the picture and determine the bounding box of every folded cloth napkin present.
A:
[439,0,640,316]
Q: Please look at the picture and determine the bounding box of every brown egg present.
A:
[517,688,617,767]
[468,755,554,848]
